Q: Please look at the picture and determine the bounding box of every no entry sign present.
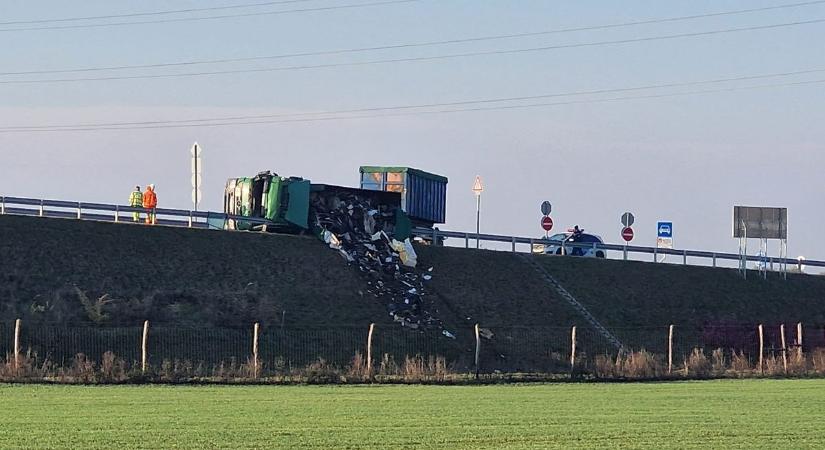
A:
[621,226,634,242]
[541,216,554,231]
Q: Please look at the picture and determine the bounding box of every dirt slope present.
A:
[2,214,824,336]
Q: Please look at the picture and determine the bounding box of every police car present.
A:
[532,228,607,258]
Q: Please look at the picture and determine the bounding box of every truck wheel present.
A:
[596,251,606,258]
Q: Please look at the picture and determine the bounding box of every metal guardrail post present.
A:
[683,250,687,265]
[39,199,44,217]
[114,205,119,223]
[529,238,534,253]
[77,202,82,219]
[465,233,469,249]
[188,211,193,228]
[1,196,5,215]
[653,247,657,262]
[712,253,717,267]
[432,228,438,244]
[511,236,516,253]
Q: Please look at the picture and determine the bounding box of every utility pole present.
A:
[191,142,202,211]
[472,175,483,249]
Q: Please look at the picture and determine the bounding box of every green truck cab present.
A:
[224,171,310,232]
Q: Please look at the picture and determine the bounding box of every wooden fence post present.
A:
[570,326,577,370]
[13,318,21,372]
[474,324,481,379]
[366,323,375,377]
[141,320,149,374]
[758,324,764,375]
[253,322,260,378]
[668,324,674,375]
[780,324,788,374]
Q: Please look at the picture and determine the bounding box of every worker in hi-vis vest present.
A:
[142,184,158,224]
[129,185,143,222]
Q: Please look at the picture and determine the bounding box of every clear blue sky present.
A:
[1,0,824,262]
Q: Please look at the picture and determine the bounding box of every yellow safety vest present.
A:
[129,191,143,207]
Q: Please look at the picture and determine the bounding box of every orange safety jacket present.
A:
[142,189,157,209]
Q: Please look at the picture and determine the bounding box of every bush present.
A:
[684,348,711,378]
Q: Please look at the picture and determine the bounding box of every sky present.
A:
[1,0,824,262]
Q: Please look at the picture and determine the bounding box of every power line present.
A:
[0,0,323,26]
[0,0,418,32]
[2,18,823,84]
[3,0,825,76]
[3,71,823,133]
[3,67,823,130]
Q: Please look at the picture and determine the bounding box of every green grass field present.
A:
[1,380,823,449]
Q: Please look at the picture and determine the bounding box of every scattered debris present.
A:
[479,328,494,340]
[311,191,442,331]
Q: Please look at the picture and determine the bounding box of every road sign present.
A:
[657,221,673,238]
[621,226,634,242]
[472,176,483,195]
[621,212,635,227]
[541,201,552,216]
[657,221,673,249]
[541,216,554,231]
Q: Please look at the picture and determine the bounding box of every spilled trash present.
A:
[311,191,443,331]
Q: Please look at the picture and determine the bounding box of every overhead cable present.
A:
[3,0,825,76]
[2,18,823,84]
[2,73,823,133]
[0,0,418,32]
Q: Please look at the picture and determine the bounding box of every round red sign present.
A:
[621,226,634,242]
[541,216,554,231]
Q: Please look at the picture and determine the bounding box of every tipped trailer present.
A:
[358,166,447,229]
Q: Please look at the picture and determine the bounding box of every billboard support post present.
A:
[733,206,788,280]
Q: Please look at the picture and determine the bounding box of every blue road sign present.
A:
[657,221,673,238]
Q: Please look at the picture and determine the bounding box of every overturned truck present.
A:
[223,166,449,331]
[223,166,448,236]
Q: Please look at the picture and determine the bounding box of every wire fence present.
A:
[3,320,824,380]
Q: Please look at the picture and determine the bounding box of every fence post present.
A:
[188,211,194,228]
[712,253,717,268]
[797,322,803,363]
[668,324,674,375]
[141,320,149,374]
[465,233,469,249]
[570,326,577,370]
[780,324,788,374]
[682,250,687,265]
[14,318,21,372]
[39,199,44,217]
[77,203,82,219]
[653,247,658,262]
[474,324,481,379]
[253,322,260,378]
[511,236,516,253]
[366,323,375,378]
[114,205,120,223]
[1,196,5,215]
[758,324,764,375]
